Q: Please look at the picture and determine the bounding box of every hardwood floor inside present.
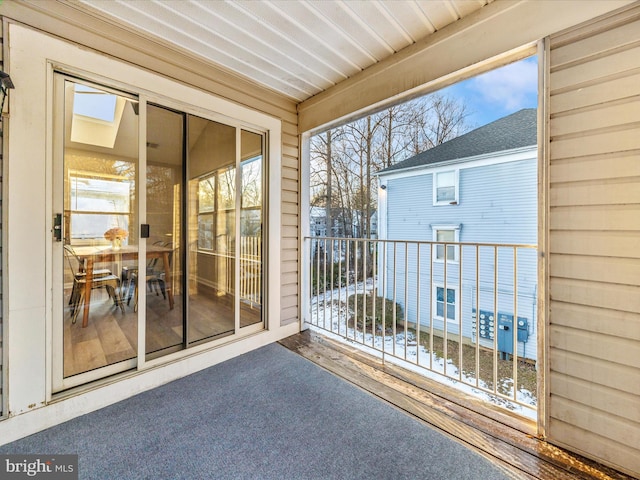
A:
[279,330,636,480]
[63,284,261,378]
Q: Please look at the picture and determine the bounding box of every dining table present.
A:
[73,244,174,327]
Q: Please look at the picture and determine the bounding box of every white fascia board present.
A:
[376,145,537,182]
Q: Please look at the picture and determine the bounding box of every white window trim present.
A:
[432,168,459,206]
[432,224,460,263]
[433,284,458,324]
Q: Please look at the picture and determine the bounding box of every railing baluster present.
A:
[363,239,367,344]
[315,238,320,327]
[338,239,343,337]
[429,242,434,371]
[493,246,498,397]
[475,244,480,389]
[323,238,328,331]
[443,241,448,377]
[354,240,359,342]
[371,239,377,348]
[392,241,398,357]
[381,240,387,360]
[416,243,421,366]
[458,245,463,382]
[513,246,518,402]
[404,241,409,361]
[330,239,335,333]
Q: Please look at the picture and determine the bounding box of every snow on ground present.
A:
[309,280,537,420]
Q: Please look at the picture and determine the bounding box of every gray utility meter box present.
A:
[497,313,529,355]
[473,309,495,340]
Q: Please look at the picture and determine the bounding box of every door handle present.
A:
[53,213,62,242]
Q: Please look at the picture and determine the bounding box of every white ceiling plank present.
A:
[83,0,319,99]
[308,0,393,61]
[235,0,370,74]
[292,0,380,68]
[148,2,320,98]
[383,1,437,42]
[74,0,493,101]
[182,1,335,91]
[416,0,460,30]
[454,0,492,18]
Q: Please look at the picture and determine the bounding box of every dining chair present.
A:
[146,241,173,300]
[123,241,173,312]
[64,245,125,324]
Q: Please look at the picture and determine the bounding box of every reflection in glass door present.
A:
[187,120,265,345]
[54,75,139,390]
[239,130,263,328]
[144,105,185,359]
[187,117,237,343]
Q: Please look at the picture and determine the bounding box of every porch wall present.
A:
[298,1,639,476]
[0,0,300,329]
[0,19,3,416]
[0,0,301,442]
[546,6,640,475]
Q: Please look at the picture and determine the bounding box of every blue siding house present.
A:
[377,109,538,361]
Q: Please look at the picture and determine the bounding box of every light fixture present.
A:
[380,184,387,190]
[0,71,15,117]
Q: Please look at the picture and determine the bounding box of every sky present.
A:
[439,56,538,129]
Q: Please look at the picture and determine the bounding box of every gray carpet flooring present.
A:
[0,343,513,479]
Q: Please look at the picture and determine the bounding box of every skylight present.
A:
[68,80,129,149]
[73,84,117,122]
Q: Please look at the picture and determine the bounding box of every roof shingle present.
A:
[378,108,537,174]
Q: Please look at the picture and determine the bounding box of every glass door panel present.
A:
[145,105,185,359]
[54,76,268,392]
[56,76,139,386]
[187,116,236,344]
[239,130,264,328]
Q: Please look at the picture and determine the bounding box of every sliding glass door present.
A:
[187,117,236,343]
[239,130,264,329]
[144,105,185,359]
[186,119,265,345]
[53,75,140,390]
[53,73,266,391]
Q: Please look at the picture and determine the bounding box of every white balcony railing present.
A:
[305,236,538,418]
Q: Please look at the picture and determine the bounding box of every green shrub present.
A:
[311,262,346,292]
[347,293,404,332]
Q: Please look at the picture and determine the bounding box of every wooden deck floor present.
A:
[279,330,635,480]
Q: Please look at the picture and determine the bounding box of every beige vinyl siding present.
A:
[0,2,300,330]
[0,20,3,417]
[281,127,300,326]
[547,5,640,476]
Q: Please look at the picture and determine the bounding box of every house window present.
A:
[68,171,132,244]
[433,170,458,205]
[435,286,457,323]
[432,225,460,261]
[197,166,235,253]
[197,174,215,250]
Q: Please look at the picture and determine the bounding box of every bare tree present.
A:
[310,91,471,242]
